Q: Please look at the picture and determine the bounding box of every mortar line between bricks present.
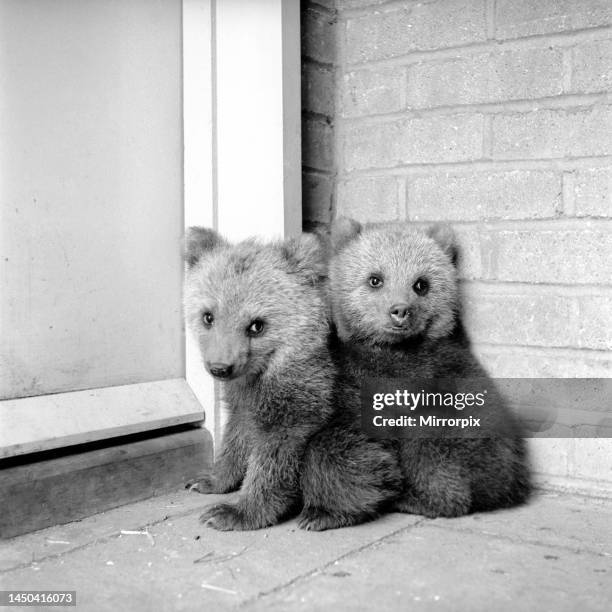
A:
[562,171,576,216]
[339,25,612,69]
[385,217,612,230]
[482,114,493,158]
[305,1,336,17]
[340,156,612,178]
[302,55,335,70]
[485,0,496,40]
[339,92,612,125]
[420,521,612,559]
[473,343,612,356]
[562,47,574,93]
[303,165,335,177]
[477,343,611,353]
[238,518,428,608]
[331,40,343,223]
[537,481,612,501]
[473,341,612,356]
[0,501,215,575]
[460,279,612,295]
[338,0,441,18]
[303,109,334,124]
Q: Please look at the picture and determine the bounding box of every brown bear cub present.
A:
[301,218,531,526]
[183,227,339,530]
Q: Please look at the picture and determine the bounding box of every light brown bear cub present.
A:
[302,218,531,523]
[183,227,335,530]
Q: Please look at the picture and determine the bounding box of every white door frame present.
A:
[184,0,302,449]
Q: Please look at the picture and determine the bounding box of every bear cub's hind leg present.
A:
[299,426,402,531]
[394,447,472,518]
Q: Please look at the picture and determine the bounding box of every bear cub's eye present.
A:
[368,275,384,288]
[202,312,214,326]
[413,278,429,296]
[247,319,265,337]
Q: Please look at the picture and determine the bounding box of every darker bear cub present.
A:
[184,227,337,531]
[302,218,531,524]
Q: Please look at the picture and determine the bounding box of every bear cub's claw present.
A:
[297,506,367,531]
[199,502,270,531]
[200,502,245,530]
[186,474,216,494]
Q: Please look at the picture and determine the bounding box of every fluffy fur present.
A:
[184,228,336,530]
[301,218,531,525]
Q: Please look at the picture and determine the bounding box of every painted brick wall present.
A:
[302,0,612,494]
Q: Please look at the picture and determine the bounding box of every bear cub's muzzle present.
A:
[206,362,234,380]
[389,302,411,327]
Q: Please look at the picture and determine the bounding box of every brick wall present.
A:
[301,0,337,229]
[301,0,612,494]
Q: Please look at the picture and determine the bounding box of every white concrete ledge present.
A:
[0,378,204,459]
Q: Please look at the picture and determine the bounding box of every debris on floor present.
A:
[1,489,610,611]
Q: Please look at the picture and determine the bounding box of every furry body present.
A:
[299,365,402,530]
[301,219,531,527]
[184,228,335,530]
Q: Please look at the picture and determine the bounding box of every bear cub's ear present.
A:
[281,233,327,285]
[427,224,458,266]
[184,226,227,268]
[330,216,362,252]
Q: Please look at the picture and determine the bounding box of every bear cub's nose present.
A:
[208,362,234,379]
[389,303,410,326]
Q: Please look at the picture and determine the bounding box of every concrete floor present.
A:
[1,490,610,611]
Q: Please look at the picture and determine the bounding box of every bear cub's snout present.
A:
[206,362,234,379]
[389,302,410,326]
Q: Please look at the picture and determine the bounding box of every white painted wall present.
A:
[0,0,184,399]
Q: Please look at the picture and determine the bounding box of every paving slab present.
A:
[0,489,210,572]
[427,491,612,556]
[1,489,610,612]
[251,523,612,612]
[0,490,421,611]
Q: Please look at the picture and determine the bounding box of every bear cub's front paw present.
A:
[298,506,365,531]
[199,502,272,531]
[186,474,216,494]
